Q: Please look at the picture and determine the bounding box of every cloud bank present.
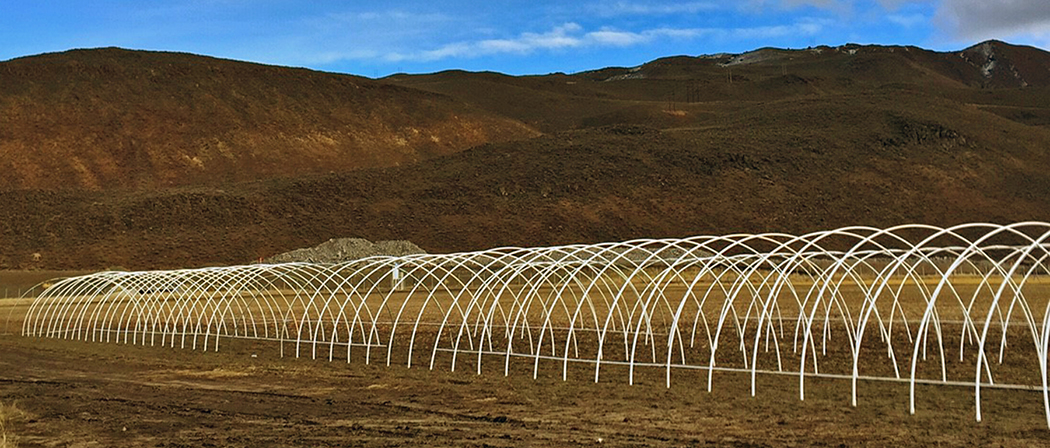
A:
[384,21,825,62]
[935,0,1050,45]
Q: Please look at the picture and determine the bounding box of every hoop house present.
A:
[19,222,1050,427]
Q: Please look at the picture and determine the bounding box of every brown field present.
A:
[2,273,1049,446]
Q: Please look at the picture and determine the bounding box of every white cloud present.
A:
[755,0,934,10]
[881,0,933,9]
[233,8,464,68]
[390,23,586,61]
[381,21,826,63]
[887,12,926,28]
[588,29,649,46]
[935,0,1050,43]
[590,1,720,16]
[727,22,824,39]
[304,9,454,39]
[781,0,843,8]
[744,0,849,11]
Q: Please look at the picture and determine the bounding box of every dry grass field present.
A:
[0,397,28,448]
[2,271,1049,446]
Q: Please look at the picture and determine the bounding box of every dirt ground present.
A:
[0,333,1047,447]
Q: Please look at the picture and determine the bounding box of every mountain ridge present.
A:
[575,40,1049,87]
[3,41,1050,269]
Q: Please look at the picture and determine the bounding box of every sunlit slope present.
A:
[0,48,538,190]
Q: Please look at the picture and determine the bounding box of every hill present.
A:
[389,40,1050,132]
[2,41,1050,269]
[0,48,538,190]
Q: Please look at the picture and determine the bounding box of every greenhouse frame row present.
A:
[17,222,1050,427]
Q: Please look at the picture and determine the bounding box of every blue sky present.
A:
[3,1,1049,77]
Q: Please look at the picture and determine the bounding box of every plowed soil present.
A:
[1,331,1048,447]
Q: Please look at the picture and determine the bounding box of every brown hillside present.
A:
[3,41,1050,270]
[4,87,1050,270]
[0,48,538,190]
[390,41,1050,132]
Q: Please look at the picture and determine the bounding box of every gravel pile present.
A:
[264,238,426,264]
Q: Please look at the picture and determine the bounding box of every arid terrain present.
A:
[1,326,1048,447]
[0,48,538,191]
[4,40,1050,446]
[2,41,1050,270]
[4,265,1050,446]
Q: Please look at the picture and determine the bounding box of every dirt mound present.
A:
[264,238,426,264]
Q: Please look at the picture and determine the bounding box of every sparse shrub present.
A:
[0,401,27,448]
